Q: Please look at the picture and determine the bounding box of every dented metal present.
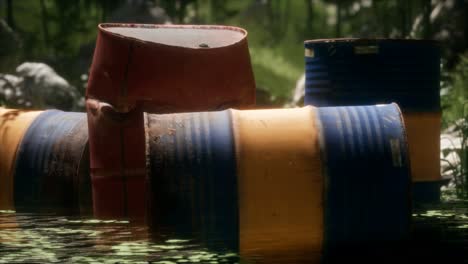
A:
[86,23,256,220]
[13,111,91,214]
[145,104,411,256]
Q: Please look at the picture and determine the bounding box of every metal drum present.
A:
[13,110,91,214]
[304,38,441,203]
[146,104,411,260]
[86,23,256,219]
[147,110,237,245]
[0,108,41,210]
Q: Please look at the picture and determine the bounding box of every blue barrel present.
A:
[146,110,238,249]
[304,38,440,111]
[317,104,410,259]
[304,38,441,204]
[146,104,411,259]
[13,110,91,213]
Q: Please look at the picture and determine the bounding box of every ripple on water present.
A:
[0,212,240,263]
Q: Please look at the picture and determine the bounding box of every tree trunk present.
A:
[399,0,408,37]
[101,0,108,22]
[381,2,389,37]
[40,0,50,48]
[336,1,341,38]
[465,0,468,49]
[6,0,15,30]
[305,0,313,34]
[194,0,199,22]
[423,0,432,39]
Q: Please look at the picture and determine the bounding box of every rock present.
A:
[291,74,305,107]
[284,74,305,108]
[255,87,287,108]
[440,119,466,180]
[0,62,79,110]
[0,74,21,102]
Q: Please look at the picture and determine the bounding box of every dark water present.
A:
[0,211,239,264]
[1,201,468,264]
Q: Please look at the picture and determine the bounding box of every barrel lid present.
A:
[100,23,248,49]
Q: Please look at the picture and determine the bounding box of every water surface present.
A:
[1,201,468,263]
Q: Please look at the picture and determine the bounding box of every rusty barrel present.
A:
[304,38,441,203]
[0,108,42,210]
[13,110,91,214]
[146,104,411,260]
[86,23,256,219]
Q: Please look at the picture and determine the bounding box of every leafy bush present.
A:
[441,54,468,198]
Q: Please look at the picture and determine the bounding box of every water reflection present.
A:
[0,211,240,264]
[1,204,468,263]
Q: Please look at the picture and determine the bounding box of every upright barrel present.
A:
[13,110,91,214]
[146,104,411,261]
[304,38,441,203]
[0,108,41,210]
[86,23,256,219]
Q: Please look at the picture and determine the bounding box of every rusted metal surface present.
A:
[304,38,442,203]
[0,108,41,210]
[87,23,256,112]
[13,110,91,214]
[86,23,256,220]
[145,104,411,258]
[316,103,411,259]
[146,110,237,247]
[86,99,146,220]
[304,38,440,112]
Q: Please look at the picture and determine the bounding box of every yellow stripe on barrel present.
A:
[404,112,441,182]
[0,108,42,210]
[232,106,323,260]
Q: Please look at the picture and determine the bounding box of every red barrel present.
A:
[86,23,256,219]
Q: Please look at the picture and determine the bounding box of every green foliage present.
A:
[223,0,335,100]
[441,116,468,199]
[441,54,468,198]
[0,0,124,98]
[442,54,468,126]
[0,0,466,107]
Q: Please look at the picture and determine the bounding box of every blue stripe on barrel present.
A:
[304,39,440,112]
[14,110,89,212]
[316,103,411,256]
[147,110,238,249]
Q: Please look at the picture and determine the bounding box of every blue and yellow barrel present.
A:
[13,110,91,213]
[146,104,411,260]
[304,38,441,203]
[0,108,92,214]
[0,108,42,210]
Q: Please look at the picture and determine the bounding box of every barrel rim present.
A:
[98,23,249,51]
[304,38,440,46]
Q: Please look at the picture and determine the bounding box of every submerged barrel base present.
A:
[14,110,90,214]
[86,100,147,220]
[0,109,42,210]
[412,181,445,205]
[146,104,411,258]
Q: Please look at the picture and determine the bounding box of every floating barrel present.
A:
[0,108,41,210]
[86,23,256,219]
[13,110,91,214]
[147,110,238,243]
[146,104,411,260]
[304,38,441,203]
